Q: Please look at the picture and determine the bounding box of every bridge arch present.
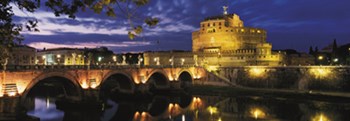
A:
[21,71,82,100]
[147,71,170,90]
[178,71,193,89]
[100,71,135,98]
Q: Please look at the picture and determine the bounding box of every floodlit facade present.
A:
[36,48,85,65]
[144,7,284,67]
[192,7,283,66]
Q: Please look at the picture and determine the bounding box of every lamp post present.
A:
[348,47,350,65]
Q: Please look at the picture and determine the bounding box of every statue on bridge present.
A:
[122,55,127,65]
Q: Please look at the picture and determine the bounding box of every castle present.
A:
[144,6,284,67]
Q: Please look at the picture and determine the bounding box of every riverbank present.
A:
[190,85,350,103]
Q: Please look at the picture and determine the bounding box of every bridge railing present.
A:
[1,65,200,71]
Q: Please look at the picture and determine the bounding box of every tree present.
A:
[0,0,159,45]
[309,46,314,55]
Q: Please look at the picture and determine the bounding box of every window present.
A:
[213,23,215,26]
[219,22,222,26]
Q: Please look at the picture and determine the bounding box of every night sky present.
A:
[12,0,350,53]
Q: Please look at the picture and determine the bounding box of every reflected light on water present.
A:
[250,108,265,119]
[312,113,330,121]
[134,112,140,119]
[134,111,150,121]
[207,106,218,115]
[218,117,222,121]
[191,97,203,110]
[27,97,64,121]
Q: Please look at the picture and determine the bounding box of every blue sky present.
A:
[12,0,350,53]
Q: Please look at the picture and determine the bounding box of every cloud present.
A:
[28,41,152,49]
[11,4,126,36]
[251,19,317,28]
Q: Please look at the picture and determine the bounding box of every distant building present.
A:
[36,48,85,65]
[191,7,283,66]
[143,51,194,66]
[8,45,36,65]
[277,49,315,66]
[84,47,115,65]
[311,39,350,65]
[287,53,315,66]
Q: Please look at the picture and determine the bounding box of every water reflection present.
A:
[27,97,64,121]
[21,95,350,121]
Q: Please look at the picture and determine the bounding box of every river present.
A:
[24,93,350,121]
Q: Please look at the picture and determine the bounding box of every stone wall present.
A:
[218,66,350,92]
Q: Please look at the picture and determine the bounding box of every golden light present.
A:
[141,112,147,117]
[318,56,324,60]
[218,117,222,121]
[42,55,46,59]
[0,92,4,97]
[191,97,203,110]
[169,103,174,110]
[249,67,265,77]
[309,67,331,78]
[16,83,25,94]
[8,92,17,97]
[56,54,61,58]
[81,82,89,89]
[194,75,201,79]
[90,83,97,89]
[139,75,147,84]
[168,75,175,81]
[207,106,218,115]
[134,112,140,119]
[206,66,219,72]
[312,113,330,121]
[250,108,266,119]
[112,56,117,61]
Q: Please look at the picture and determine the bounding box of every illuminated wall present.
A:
[36,48,85,65]
[219,66,350,92]
[191,12,283,66]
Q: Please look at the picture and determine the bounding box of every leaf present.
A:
[103,0,111,5]
[145,17,159,27]
[93,3,103,13]
[106,7,116,17]
[134,26,143,34]
[133,0,149,6]
[128,31,136,40]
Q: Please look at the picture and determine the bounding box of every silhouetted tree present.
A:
[309,46,314,55]
[0,0,159,45]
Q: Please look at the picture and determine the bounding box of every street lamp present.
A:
[98,56,102,62]
[318,56,323,60]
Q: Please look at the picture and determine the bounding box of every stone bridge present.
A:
[0,65,208,98]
